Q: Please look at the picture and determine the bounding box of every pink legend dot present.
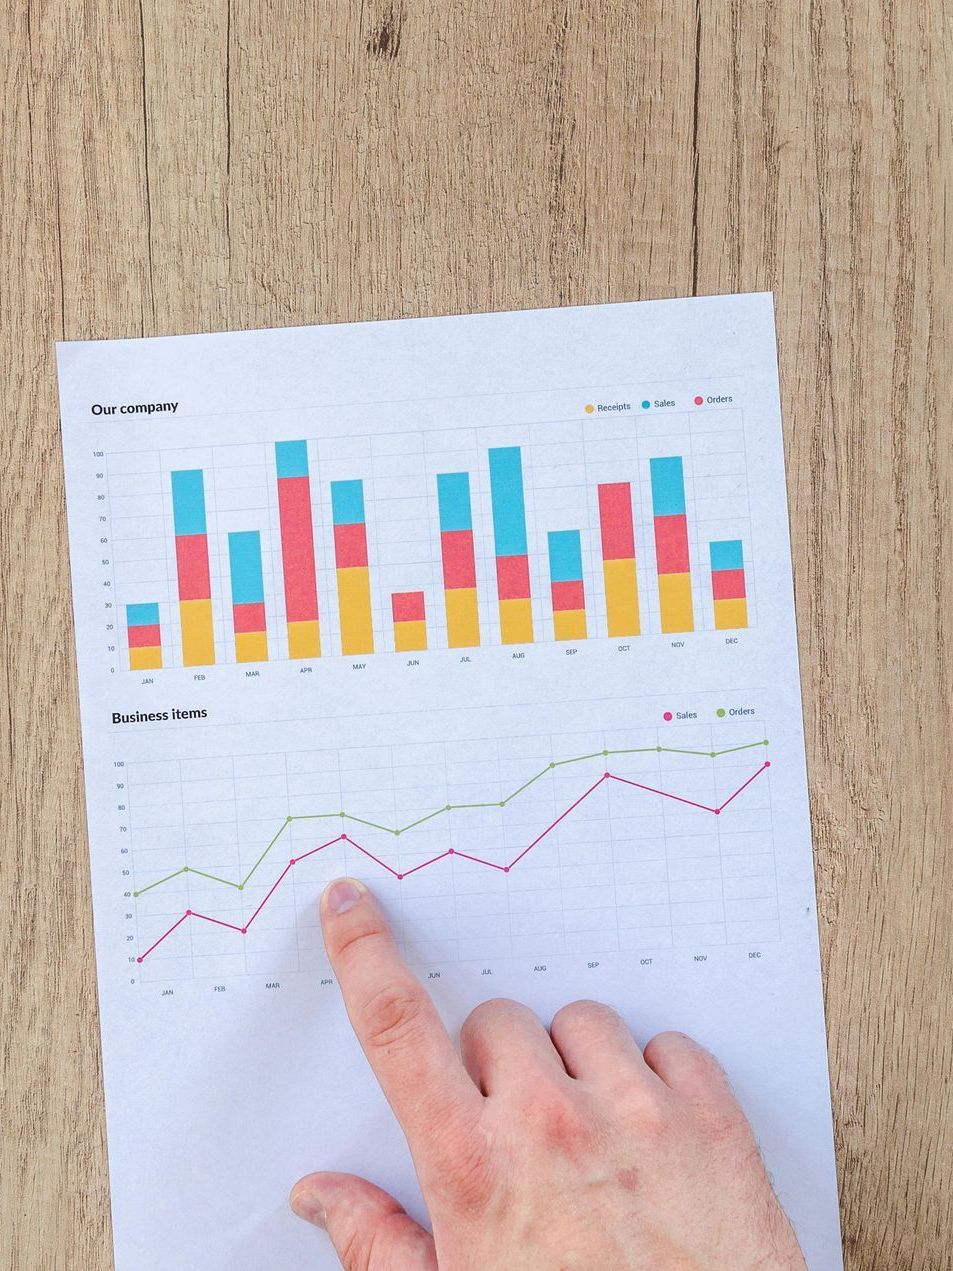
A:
[663,711,673,721]
[694,395,704,405]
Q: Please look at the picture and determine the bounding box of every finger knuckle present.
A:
[360,981,429,1053]
[461,997,522,1040]
[552,998,622,1034]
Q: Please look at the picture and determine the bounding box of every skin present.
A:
[290,878,806,1271]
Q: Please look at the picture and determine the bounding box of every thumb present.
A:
[290,1171,437,1270]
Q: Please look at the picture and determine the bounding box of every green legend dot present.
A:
[716,708,726,718]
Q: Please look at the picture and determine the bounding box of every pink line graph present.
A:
[135,761,771,963]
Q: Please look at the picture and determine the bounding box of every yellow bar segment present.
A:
[714,597,748,630]
[129,646,162,671]
[179,598,216,666]
[288,619,321,658]
[553,609,587,641]
[657,573,694,633]
[394,619,427,652]
[337,566,375,654]
[444,587,481,648]
[499,597,534,644]
[235,630,268,663]
[602,558,641,637]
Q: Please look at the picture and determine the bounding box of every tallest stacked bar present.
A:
[275,441,321,658]
[171,469,216,665]
[649,457,695,633]
[488,447,534,644]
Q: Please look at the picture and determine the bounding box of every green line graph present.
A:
[131,739,769,900]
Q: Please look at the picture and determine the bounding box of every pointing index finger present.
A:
[320,879,482,1160]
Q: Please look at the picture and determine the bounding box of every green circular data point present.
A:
[499,800,505,807]
[549,762,555,769]
[132,890,139,898]
[339,811,345,817]
[656,745,662,752]
[395,829,401,836]
[238,883,244,891]
[710,751,717,758]
[445,804,452,811]
[182,865,190,872]
[602,749,609,756]
[764,739,770,745]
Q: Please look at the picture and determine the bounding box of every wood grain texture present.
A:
[1,2,950,1266]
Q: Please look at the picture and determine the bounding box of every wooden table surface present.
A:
[2,3,950,1268]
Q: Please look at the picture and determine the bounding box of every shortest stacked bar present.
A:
[547,530,587,641]
[126,603,162,670]
[228,531,268,662]
[392,592,427,651]
[709,540,748,629]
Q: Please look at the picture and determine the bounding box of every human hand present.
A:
[290,878,805,1270]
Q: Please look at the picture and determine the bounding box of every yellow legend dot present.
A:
[585,403,595,414]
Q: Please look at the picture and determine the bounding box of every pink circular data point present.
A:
[604,771,610,778]
[714,808,721,815]
[186,909,193,916]
[241,927,247,934]
[504,866,510,873]
[448,848,455,855]
[397,873,404,880]
[289,858,296,865]
[663,711,673,722]
[765,760,771,767]
[340,833,347,841]
[136,956,143,963]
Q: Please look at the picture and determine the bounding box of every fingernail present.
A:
[327,879,363,914]
[290,1184,327,1228]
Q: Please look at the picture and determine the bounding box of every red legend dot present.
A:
[694,395,704,405]
[663,711,673,721]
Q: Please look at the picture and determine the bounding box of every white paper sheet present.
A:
[57,294,842,1269]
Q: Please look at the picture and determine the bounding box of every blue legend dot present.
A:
[641,400,651,409]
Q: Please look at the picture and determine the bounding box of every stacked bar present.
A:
[392,592,427,651]
[488,447,533,644]
[709,540,748,629]
[171,469,216,665]
[437,472,480,647]
[275,441,321,658]
[597,483,641,636]
[228,531,268,662]
[547,531,587,640]
[126,603,162,670]
[649,457,694,633]
[331,479,374,654]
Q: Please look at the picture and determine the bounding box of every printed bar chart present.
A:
[392,591,427,651]
[597,482,641,637]
[437,472,481,648]
[548,530,587,641]
[650,457,694,633]
[331,479,374,655]
[275,441,321,658]
[489,447,534,644]
[171,469,216,665]
[228,531,268,662]
[126,602,162,670]
[710,540,748,629]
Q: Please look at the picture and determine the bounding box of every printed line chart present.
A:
[125,721,779,979]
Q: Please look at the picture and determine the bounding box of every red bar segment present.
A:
[333,521,368,569]
[440,530,477,589]
[598,483,636,560]
[128,623,161,648]
[233,602,267,633]
[175,534,212,600]
[653,515,690,574]
[277,476,319,622]
[392,591,425,622]
[496,554,531,600]
[711,568,746,601]
[551,579,585,611]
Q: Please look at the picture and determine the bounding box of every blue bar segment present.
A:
[170,470,208,536]
[488,447,528,556]
[275,440,310,479]
[126,602,160,627]
[547,530,583,582]
[437,472,473,532]
[649,457,687,517]
[330,479,365,526]
[228,531,265,605]
[709,539,744,572]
